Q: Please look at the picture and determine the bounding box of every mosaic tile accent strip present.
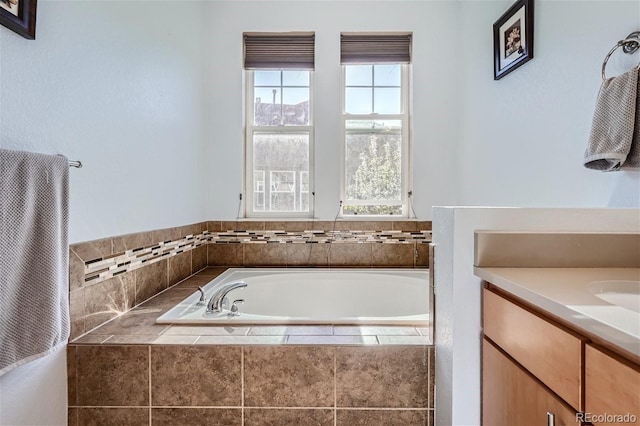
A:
[82,234,208,285]
[81,229,432,285]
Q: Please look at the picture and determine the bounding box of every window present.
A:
[341,34,411,216]
[244,33,314,217]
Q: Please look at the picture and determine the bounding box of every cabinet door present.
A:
[483,338,578,426]
[585,344,640,425]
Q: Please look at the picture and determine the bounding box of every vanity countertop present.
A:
[474,266,640,359]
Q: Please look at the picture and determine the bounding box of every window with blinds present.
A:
[340,33,412,216]
[243,33,315,216]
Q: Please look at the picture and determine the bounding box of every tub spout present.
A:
[207,281,247,313]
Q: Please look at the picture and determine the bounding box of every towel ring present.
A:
[601,31,640,81]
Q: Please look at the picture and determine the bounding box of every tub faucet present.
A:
[207,281,247,313]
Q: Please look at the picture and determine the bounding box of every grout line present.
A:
[148,346,152,426]
[241,346,245,426]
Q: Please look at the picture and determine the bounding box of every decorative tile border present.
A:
[80,229,432,286]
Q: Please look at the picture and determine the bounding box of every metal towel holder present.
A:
[601,31,640,81]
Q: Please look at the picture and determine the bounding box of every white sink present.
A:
[589,280,640,313]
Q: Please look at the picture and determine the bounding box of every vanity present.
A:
[474,231,640,426]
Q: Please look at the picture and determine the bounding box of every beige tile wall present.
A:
[67,344,435,426]
[69,220,431,341]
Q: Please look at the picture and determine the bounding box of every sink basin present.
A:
[589,280,640,313]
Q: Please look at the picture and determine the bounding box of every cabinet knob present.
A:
[546,412,555,426]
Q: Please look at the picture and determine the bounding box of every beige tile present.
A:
[220,221,240,232]
[163,326,249,336]
[191,245,208,273]
[76,345,149,406]
[416,221,432,231]
[67,408,78,426]
[84,273,136,331]
[207,221,222,232]
[207,244,242,266]
[377,336,432,345]
[245,409,334,426]
[329,243,372,267]
[135,259,168,304]
[241,220,266,231]
[372,244,415,267]
[333,326,420,336]
[69,249,85,291]
[67,346,77,406]
[72,334,110,344]
[152,335,199,345]
[392,221,418,232]
[248,326,332,336]
[69,288,85,341]
[416,243,429,267]
[196,335,286,345]
[244,243,287,266]
[336,346,429,408]
[244,346,334,407]
[177,224,201,239]
[151,345,241,406]
[89,306,170,336]
[311,221,335,232]
[139,288,192,310]
[265,221,312,232]
[333,221,391,232]
[112,230,154,253]
[196,266,229,276]
[169,251,192,286]
[428,347,435,410]
[152,408,241,426]
[336,409,428,425]
[76,408,149,426]
[287,335,378,345]
[152,227,181,243]
[172,274,216,289]
[70,238,112,262]
[102,335,160,345]
[286,243,330,267]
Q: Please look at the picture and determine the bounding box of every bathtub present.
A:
[156,268,430,326]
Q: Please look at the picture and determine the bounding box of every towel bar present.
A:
[68,160,82,168]
[601,31,640,81]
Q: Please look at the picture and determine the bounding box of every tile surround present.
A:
[68,344,434,426]
[67,221,434,425]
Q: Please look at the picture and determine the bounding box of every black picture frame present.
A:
[493,0,534,80]
[0,0,37,40]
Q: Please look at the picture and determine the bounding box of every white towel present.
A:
[0,148,70,376]
[584,66,639,171]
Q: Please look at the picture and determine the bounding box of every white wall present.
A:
[0,1,208,244]
[457,0,640,208]
[204,1,461,220]
[0,2,207,424]
[433,207,640,426]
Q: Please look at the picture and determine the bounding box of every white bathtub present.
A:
[156,268,430,325]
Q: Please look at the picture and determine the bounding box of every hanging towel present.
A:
[621,68,640,169]
[0,148,70,376]
[584,66,639,171]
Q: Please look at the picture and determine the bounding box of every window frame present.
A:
[244,69,315,218]
[340,63,411,217]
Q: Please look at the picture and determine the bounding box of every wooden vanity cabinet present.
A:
[585,344,640,426]
[482,285,640,426]
[483,338,578,426]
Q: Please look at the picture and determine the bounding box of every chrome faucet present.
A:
[206,281,247,313]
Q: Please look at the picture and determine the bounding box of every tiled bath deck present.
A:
[71,267,432,346]
[68,267,434,425]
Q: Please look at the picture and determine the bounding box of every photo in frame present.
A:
[0,0,37,39]
[493,0,534,80]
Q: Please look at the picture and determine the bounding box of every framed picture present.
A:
[493,0,534,80]
[0,0,37,39]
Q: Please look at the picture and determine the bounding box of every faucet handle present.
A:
[196,286,206,305]
[230,299,245,316]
